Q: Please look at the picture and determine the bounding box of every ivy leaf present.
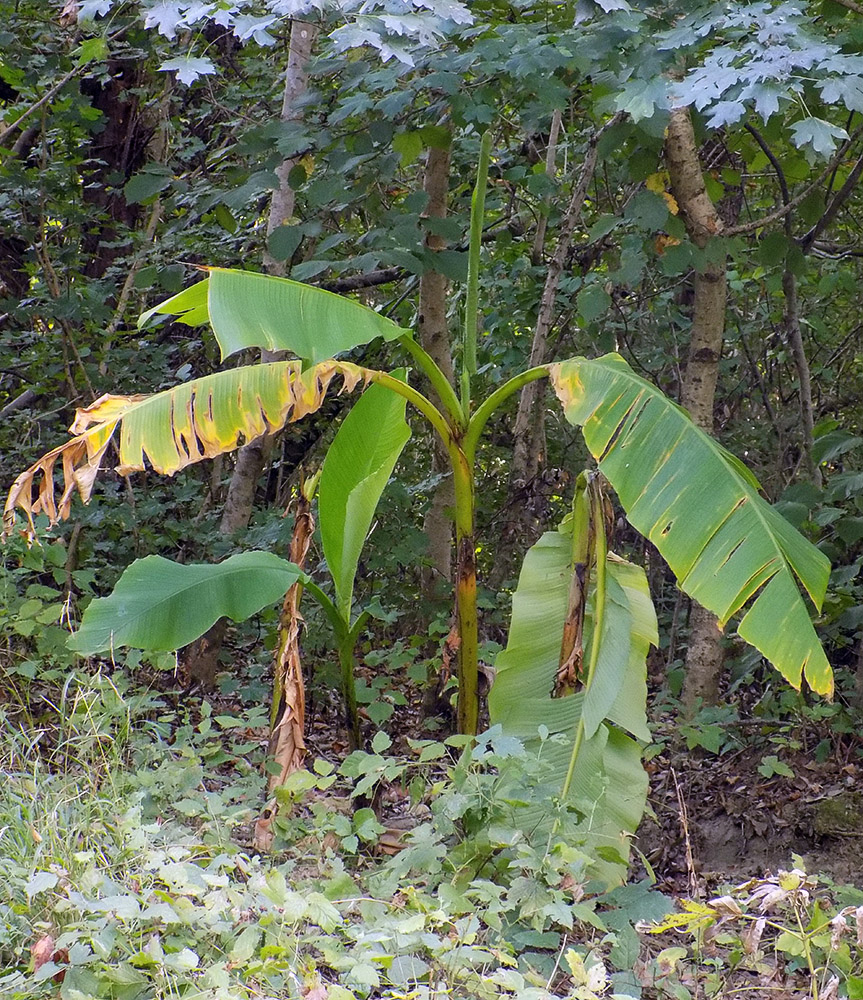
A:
[159,56,217,86]
[790,117,849,159]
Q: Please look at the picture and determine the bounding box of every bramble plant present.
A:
[4,135,834,884]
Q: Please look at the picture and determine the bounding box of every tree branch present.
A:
[726,122,863,236]
[800,151,863,250]
[831,0,863,14]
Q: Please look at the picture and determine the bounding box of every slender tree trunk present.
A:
[185,20,318,685]
[491,113,621,588]
[782,269,821,486]
[665,107,728,712]
[419,142,456,594]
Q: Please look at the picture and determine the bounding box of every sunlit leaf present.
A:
[319,374,411,616]
[138,267,408,363]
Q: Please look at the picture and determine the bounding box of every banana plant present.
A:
[65,375,411,751]
[4,137,834,875]
[489,472,657,886]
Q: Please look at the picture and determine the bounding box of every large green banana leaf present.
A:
[69,552,306,654]
[5,360,362,536]
[489,528,656,888]
[138,268,408,363]
[551,354,833,696]
[319,376,411,618]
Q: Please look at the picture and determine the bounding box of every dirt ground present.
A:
[639,728,863,891]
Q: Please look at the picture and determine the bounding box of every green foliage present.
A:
[141,269,409,364]
[0,692,672,1000]
[552,355,832,695]
[320,377,411,617]
[490,524,655,887]
[69,552,306,654]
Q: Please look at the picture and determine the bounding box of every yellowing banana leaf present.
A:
[319,375,411,617]
[139,268,408,363]
[4,360,363,538]
[551,354,833,697]
[488,529,656,887]
[69,552,306,654]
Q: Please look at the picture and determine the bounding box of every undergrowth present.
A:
[4,670,863,1000]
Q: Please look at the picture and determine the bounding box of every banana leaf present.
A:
[319,375,411,617]
[551,354,833,696]
[489,528,656,887]
[138,268,408,363]
[69,552,306,654]
[5,360,363,537]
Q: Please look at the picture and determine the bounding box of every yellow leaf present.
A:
[5,361,365,539]
[662,191,679,215]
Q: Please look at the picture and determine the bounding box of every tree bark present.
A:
[418,142,456,594]
[665,107,728,713]
[184,20,318,685]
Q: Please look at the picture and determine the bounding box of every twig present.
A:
[531,108,564,264]
[832,0,863,14]
[671,767,701,899]
[0,66,82,148]
[726,122,863,235]
[0,388,36,419]
[800,150,863,250]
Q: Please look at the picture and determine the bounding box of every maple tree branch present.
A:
[800,151,863,250]
[726,122,863,236]
[832,0,863,14]
[744,123,790,208]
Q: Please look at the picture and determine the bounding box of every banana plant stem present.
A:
[338,636,361,750]
[451,442,479,734]
[398,335,466,429]
[364,369,453,447]
[304,581,362,748]
[464,366,549,463]
[561,478,608,802]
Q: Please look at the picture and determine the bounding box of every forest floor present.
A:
[6,658,863,999]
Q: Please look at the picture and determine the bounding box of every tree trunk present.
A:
[665,107,728,713]
[80,58,148,278]
[184,20,318,685]
[418,142,456,595]
[491,114,620,588]
[782,269,821,486]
